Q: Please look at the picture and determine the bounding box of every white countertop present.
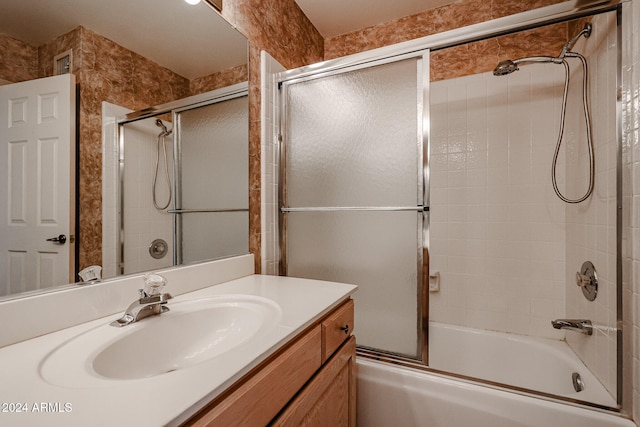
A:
[0,275,357,427]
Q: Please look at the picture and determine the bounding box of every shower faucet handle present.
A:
[575,261,598,302]
[575,271,591,288]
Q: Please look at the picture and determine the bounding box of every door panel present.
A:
[175,95,249,264]
[0,75,76,295]
[287,211,421,358]
[282,54,428,358]
[284,59,421,208]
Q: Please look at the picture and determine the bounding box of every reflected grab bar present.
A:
[167,208,248,214]
[551,319,593,335]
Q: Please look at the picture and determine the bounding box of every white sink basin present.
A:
[40,294,281,386]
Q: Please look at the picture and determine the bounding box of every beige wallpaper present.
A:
[0,34,38,83]
[35,25,247,271]
[37,26,193,270]
[191,64,249,95]
[324,0,567,59]
[221,0,325,273]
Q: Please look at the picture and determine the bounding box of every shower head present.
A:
[493,23,592,77]
[493,59,519,76]
[493,56,563,77]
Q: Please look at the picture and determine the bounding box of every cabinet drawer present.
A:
[321,299,354,363]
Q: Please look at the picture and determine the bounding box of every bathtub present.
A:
[428,322,615,407]
[356,322,633,427]
[357,359,634,427]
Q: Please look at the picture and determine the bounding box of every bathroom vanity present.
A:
[184,299,355,426]
[0,256,357,427]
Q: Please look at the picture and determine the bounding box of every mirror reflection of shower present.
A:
[493,23,594,204]
[153,119,173,210]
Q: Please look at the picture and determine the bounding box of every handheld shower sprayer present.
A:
[153,119,172,210]
[491,23,594,204]
[492,23,592,77]
[155,118,171,136]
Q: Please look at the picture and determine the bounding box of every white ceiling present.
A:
[0,0,248,80]
[295,0,455,38]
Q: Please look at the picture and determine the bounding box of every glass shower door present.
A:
[281,53,429,359]
[174,95,249,264]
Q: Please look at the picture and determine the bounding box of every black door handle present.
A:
[46,234,67,244]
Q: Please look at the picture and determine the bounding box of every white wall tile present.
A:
[430,18,618,405]
[430,67,568,341]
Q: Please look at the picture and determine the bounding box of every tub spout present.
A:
[551,319,593,335]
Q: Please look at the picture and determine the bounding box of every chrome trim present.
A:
[168,208,249,214]
[278,51,430,360]
[573,372,586,392]
[281,206,427,212]
[279,50,432,87]
[117,122,125,275]
[278,50,429,277]
[551,319,594,335]
[576,261,599,301]
[277,82,287,276]
[116,85,249,272]
[172,109,180,266]
[615,4,623,407]
[420,51,430,365]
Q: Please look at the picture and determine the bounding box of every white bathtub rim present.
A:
[356,356,627,418]
[428,321,617,407]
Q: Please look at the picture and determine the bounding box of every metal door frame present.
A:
[116,82,248,273]
[277,50,430,363]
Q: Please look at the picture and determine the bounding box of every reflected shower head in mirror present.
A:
[155,119,172,137]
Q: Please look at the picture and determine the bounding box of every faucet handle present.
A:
[143,273,167,296]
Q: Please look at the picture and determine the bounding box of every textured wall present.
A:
[190,64,248,94]
[324,1,567,82]
[430,23,566,81]
[429,64,568,339]
[0,35,38,83]
[324,0,566,60]
[38,26,192,270]
[221,0,325,273]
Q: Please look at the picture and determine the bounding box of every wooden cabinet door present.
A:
[272,337,356,427]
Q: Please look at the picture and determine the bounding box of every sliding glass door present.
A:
[280,53,429,359]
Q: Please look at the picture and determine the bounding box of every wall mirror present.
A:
[0,0,249,300]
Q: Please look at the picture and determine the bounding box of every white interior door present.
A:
[0,74,76,296]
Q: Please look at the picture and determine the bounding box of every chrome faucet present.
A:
[111,273,173,327]
[551,319,593,336]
